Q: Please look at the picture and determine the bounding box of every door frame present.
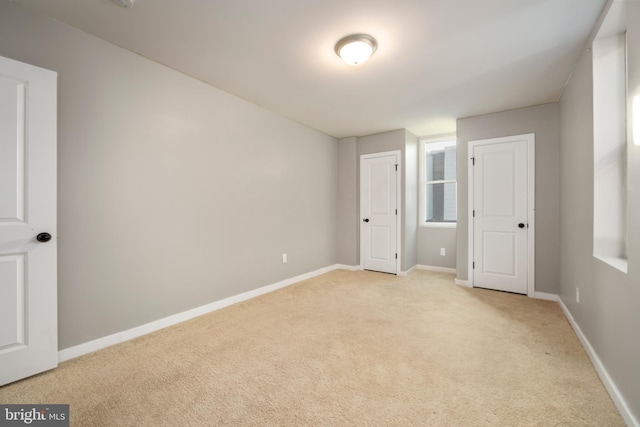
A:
[467,134,535,297]
[359,150,401,274]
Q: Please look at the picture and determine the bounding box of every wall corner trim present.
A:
[454,278,471,287]
[398,264,419,276]
[59,264,345,362]
[532,292,559,302]
[559,298,639,427]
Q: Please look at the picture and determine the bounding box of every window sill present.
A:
[594,255,628,274]
[420,222,457,229]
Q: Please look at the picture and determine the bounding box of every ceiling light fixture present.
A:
[112,0,135,7]
[335,34,377,66]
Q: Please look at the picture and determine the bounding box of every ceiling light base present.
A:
[335,34,377,66]
[112,0,135,7]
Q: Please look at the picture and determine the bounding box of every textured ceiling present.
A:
[11,0,607,138]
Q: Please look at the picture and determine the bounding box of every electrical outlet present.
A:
[576,287,580,303]
[440,248,446,256]
[282,253,288,264]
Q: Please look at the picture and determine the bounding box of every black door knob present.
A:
[518,223,525,229]
[36,232,52,242]
[363,218,370,222]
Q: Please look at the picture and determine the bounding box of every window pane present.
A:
[426,182,456,222]
[444,146,456,180]
[431,151,445,181]
[426,145,456,182]
[423,138,456,224]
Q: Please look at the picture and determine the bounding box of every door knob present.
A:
[36,232,52,242]
[363,218,370,222]
[518,223,525,229]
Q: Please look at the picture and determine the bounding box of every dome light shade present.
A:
[112,0,135,6]
[335,34,377,66]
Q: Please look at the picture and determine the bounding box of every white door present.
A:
[470,134,534,295]
[360,151,399,274]
[0,56,58,385]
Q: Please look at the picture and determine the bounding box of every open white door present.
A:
[469,134,534,295]
[0,56,58,385]
[360,151,400,274]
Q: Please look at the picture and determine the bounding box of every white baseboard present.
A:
[533,292,559,302]
[559,298,639,427]
[335,264,361,271]
[398,264,417,276]
[454,278,471,287]
[59,264,342,362]
[416,264,457,274]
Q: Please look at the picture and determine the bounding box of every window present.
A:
[420,138,457,226]
[592,0,628,273]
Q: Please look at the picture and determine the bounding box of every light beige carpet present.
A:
[0,270,624,426]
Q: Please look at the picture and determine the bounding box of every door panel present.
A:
[473,138,528,294]
[482,232,515,275]
[370,226,391,260]
[482,151,515,217]
[0,76,25,220]
[0,56,57,385]
[0,255,26,350]
[370,163,391,214]
[361,153,398,274]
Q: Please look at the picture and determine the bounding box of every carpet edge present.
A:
[559,298,639,427]
[58,264,345,362]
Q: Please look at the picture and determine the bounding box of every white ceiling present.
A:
[11,0,607,138]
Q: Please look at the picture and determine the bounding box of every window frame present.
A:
[419,136,457,228]
[592,0,629,274]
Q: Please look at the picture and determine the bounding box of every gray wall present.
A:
[337,137,358,265]
[558,2,640,420]
[357,129,406,157]
[456,103,561,294]
[417,227,457,268]
[0,1,338,350]
[336,129,418,272]
[403,130,419,271]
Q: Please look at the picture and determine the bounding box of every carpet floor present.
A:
[0,269,624,426]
